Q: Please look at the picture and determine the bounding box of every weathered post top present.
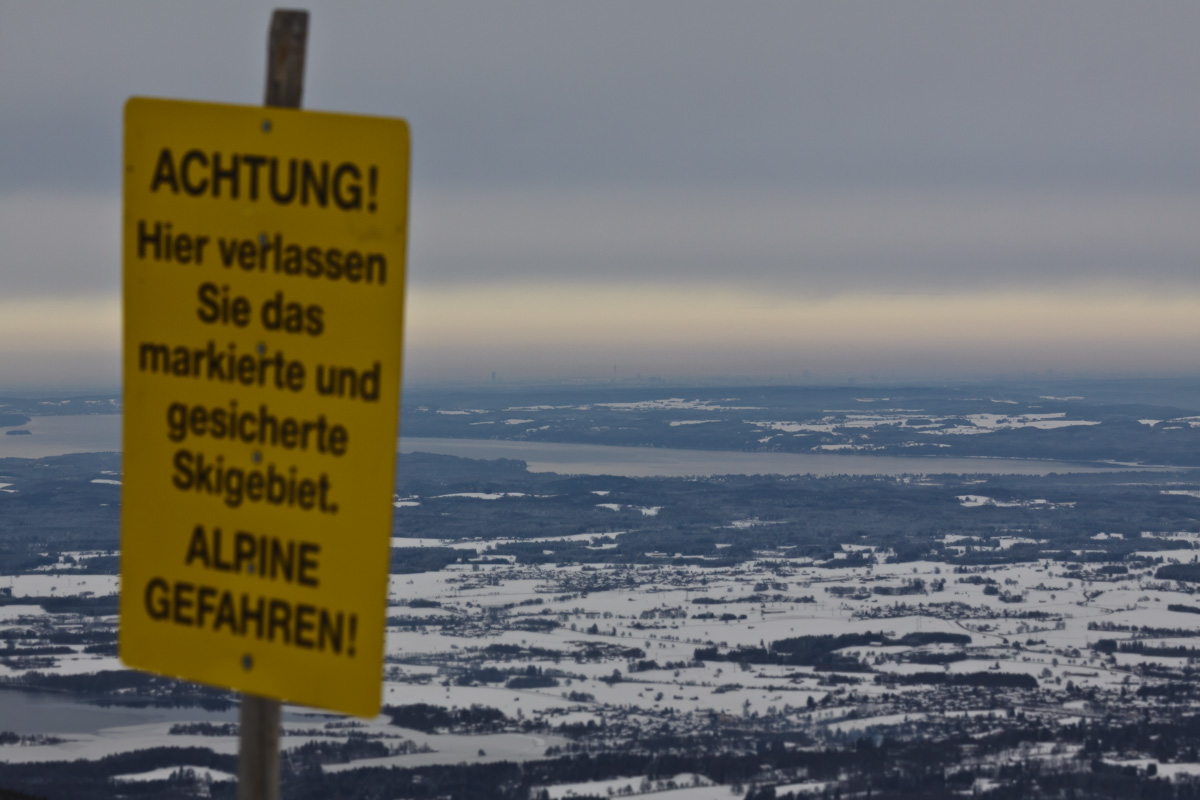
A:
[265,10,309,108]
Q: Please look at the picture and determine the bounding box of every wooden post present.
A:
[238,12,308,799]
[265,10,309,108]
[238,693,282,800]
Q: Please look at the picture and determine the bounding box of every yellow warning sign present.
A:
[120,97,409,716]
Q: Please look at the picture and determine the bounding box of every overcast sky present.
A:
[2,1,1198,388]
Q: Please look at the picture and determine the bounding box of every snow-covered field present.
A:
[6,520,1200,795]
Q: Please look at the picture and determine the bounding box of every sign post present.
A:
[241,11,308,799]
[120,8,410,798]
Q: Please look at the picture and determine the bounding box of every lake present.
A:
[0,686,235,735]
[0,414,1164,477]
[0,415,123,459]
[398,437,1152,477]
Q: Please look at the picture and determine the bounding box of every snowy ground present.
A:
[5,527,1200,794]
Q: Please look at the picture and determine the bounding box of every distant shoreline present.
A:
[1,414,1189,477]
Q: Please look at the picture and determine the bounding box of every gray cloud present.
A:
[408,187,1200,293]
[2,1,1198,386]
[2,2,1198,193]
[0,193,119,294]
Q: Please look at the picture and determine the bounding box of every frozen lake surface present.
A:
[398,436,1152,477]
[0,415,122,459]
[0,414,1170,476]
[0,687,234,736]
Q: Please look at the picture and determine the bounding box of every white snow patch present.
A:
[824,712,926,734]
[598,398,759,411]
[392,538,454,548]
[749,420,835,434]
[728,518,786,529]
[923,412,1100,436]
[537,774,714,800]
[776,780,835,796]
[0,605,50,619]
[112,766,235,783]
[956,495,1072,510]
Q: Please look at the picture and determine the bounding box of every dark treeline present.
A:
[9,714,1200,798]
[3,450,1199,576]
[695,632,971,671]
[1168,603,1200,615]
[0,747,235,800]
[384,703,508,734]
[0,595,117,616]
[1094,639,1200,658]
[7,670,234,711]
[875,671,1038,690]
[1157,565,1200,584]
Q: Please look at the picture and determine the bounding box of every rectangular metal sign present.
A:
[120,97,409,716]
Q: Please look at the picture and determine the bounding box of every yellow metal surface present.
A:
[120,97,409,716]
